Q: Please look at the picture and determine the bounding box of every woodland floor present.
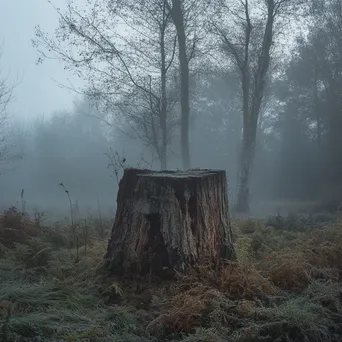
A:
[1,207,342,341]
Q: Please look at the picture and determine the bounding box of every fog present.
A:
[0,0,83,119]
[0,0,341,219]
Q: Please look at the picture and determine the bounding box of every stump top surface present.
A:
[138,169,224,179]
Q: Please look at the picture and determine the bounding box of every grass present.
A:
[1,208,342,341]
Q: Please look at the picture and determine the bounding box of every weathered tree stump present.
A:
[104,168,235,277]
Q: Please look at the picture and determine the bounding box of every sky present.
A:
[0,0,82,121]
[0,0,305,124]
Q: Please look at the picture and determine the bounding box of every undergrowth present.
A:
[1,208,342,341]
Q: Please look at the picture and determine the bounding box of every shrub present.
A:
[266,252,312,291]
[146,285,233,338]
[219,263,277,299]
[0,207,30,230]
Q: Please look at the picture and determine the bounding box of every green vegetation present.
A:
[1,207,342,341]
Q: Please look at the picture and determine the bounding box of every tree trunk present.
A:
[170,0,191,170]
[104,168,235,278]
[235,1,275,214]
[160,19,168,171]
[159,153,167,171]
[235,134,255,213]
[313,57,322,145]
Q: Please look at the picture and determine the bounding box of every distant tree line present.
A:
[0,0,337,212]
[271,0,342,206]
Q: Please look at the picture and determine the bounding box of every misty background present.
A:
[0,0,341,218]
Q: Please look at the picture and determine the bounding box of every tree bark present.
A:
[104,168,235,278]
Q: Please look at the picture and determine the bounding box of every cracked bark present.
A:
[104,168,235,278]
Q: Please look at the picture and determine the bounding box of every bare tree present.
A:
[164,0,207,169]
[165,0,190,169]
[212,0,300,213]
[0,46,17,171]
[34,0,179,170]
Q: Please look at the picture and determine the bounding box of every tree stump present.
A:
[104,168,235,277]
